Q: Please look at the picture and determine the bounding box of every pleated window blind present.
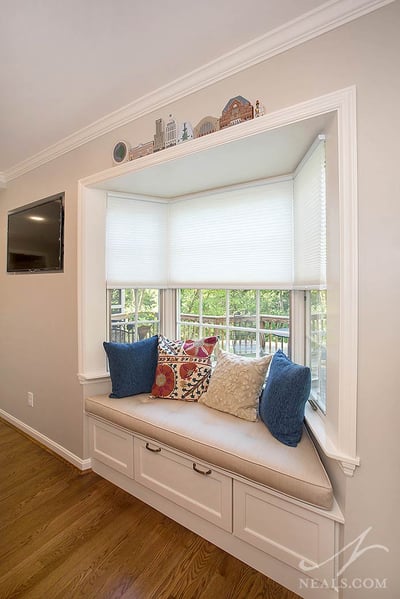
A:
[293,138,326,288]
[106,197,168,288]
[106,139,325,290]
[168,181,293,288]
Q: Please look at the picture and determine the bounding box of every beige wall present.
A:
[1,2,399,595]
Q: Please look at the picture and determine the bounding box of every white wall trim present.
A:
[0,172,6,188]
[3,0,393,183]
[0,408,92,471]
[336,84,359,463]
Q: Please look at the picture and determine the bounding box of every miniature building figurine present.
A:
[130,94,257,162]
[177,121,194,144]
[153,118,165,152]
[219,96,254,129]
[254,99,265,118]
[194,116,220,138]
[129,141,154,161]
[165,114,178,148]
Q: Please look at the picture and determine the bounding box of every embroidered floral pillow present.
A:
[151,335,218,401]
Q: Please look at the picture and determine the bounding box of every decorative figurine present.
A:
[165,114,178,148]
[194,116,220,138]
[219,96,254,129]
[112,140,130,164]
[177,121,194,144]
[254,99,265,118]
[116,92,260,164]
[153,118,165,152]
[129,141,154,161]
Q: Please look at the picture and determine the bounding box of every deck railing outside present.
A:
[110,311,325,362]
[110,318,159,344]
[178,313,290,356]
[110,312,291,356]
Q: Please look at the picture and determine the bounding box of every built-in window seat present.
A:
[85,393,344,599]
[86,393,332,509]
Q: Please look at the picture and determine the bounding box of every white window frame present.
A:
[78,87,359,476]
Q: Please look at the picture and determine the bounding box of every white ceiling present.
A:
[0,0,391,179]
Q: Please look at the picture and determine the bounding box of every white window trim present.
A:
[77,86,359,475]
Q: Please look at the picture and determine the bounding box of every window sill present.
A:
[305,403,360,477]
[78,372,110,385]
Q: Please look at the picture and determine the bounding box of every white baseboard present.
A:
[0,409,92,471]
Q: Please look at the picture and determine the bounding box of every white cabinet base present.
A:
[234,480,336,582]
[89,418,134,477]
[88,415,342,599]
[134,437,232,531]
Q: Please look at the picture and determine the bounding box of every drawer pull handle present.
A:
[145,442,161,453]
[193,463,212,476]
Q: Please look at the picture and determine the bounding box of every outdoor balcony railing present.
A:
[178,313,290,356]
[110,319,159,344]
[110,311,325,361]
[110,313,292,356]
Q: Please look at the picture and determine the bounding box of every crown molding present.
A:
[3,0,393,183]
[0,172,6,188]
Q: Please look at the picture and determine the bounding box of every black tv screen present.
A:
[7,193,64,273]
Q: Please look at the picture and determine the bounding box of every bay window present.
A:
[105,137,326,406]
[79,88,358,474]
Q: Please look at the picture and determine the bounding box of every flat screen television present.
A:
[7,193,65,273]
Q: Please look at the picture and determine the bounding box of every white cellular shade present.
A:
[106,196,168,287]
[168,181,293,288]
[293,140,326,287]
[106,141,325,290]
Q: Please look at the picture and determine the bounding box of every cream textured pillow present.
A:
[199,349,272,421]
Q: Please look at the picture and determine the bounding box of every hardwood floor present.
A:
[0,419,301,599]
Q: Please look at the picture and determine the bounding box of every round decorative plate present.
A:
[112,140,130,164]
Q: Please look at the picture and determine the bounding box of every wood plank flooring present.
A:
[0,419,301,599]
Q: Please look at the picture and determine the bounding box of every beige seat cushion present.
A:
[85,393,333,510]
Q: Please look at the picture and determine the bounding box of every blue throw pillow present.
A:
[103,335,159,398]
[259,350,311,447]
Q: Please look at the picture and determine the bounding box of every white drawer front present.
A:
[134,438,232,531]
[89,418,134,477]
[233,480,336,582]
